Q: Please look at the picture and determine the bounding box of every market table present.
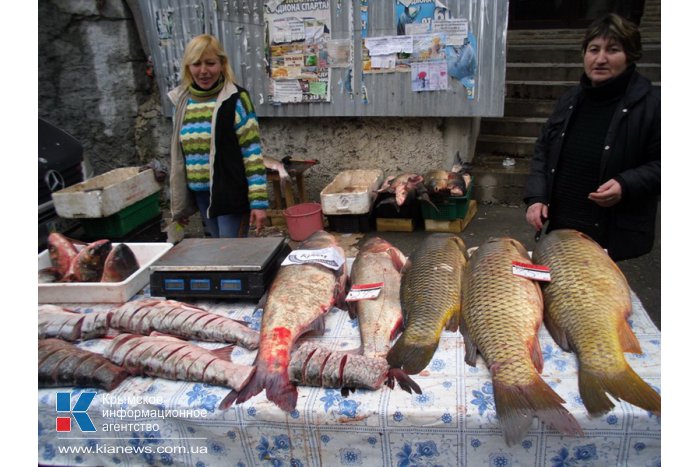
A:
[38,286,661,466]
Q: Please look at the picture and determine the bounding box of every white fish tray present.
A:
[38,242,173,304]
[52,167,161,218]
[321,169,384,215]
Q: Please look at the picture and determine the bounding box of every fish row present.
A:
[386,230,660,446]
[375,165,472,211]
[39,232,140,283]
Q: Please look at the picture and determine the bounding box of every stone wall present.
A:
[38,0,479,211]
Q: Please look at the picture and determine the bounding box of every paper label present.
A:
[512,261,551,282]
[281,247,345,270]
[346,282,384,301]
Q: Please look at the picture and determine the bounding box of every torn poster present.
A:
[445,31,478,99]
[265,0,331,104]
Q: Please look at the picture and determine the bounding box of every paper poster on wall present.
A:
[445,31,478,99]
[265,0,331,104]
[411,60,448,91]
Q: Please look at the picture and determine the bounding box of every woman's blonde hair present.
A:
[181,34,237,87]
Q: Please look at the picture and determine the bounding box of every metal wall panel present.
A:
[139,0,507,117]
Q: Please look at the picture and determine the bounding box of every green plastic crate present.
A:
[80,192,161,238]
[420,180,473,221]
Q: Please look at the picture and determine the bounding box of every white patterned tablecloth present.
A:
[38,286,661,466]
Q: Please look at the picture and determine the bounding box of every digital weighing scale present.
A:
[149,237,290,300]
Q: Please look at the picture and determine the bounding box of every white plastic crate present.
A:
[38,242,172,303]
[52,167,161,218]
[320,169,384,215]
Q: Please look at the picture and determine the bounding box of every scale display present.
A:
[149,237,290,300]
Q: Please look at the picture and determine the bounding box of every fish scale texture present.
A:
[387,233,466,374]
[533,230,632,372]
[350,238,405,359]
[533,229,660,417]
[461,238,543,388]
[461,237,582,445]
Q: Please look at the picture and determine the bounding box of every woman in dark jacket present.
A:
[523,13,660,261]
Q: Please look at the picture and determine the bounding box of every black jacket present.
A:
[523,70,660,260]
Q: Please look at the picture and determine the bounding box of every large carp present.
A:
[235,230,348,412]
[532,229,661,417]
[387,233,466,374]
[461,238,582,445]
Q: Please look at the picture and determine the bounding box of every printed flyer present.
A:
[265,0,332,103]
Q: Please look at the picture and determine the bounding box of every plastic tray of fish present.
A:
[38,242,173,304]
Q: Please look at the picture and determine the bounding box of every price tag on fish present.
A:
[346,282,384,301]
[281,247,346,270]
[512,261,551,282]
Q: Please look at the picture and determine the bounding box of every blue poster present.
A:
[396,0,435,35]
[445,31,477,99]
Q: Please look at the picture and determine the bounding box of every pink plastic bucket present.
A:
[283,202,323,241]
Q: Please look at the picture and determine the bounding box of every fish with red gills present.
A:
[62,239,112,282]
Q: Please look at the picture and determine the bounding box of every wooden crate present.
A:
[376,217,415,232]
[266,209,287,227]
[425,200,478,233]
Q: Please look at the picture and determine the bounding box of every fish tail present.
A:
[579,363,661,417]
[234,366,298,413]
[493,376,583,446]
[386,368,422,394]
[386,335,438,375]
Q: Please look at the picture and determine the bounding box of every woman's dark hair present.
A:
[582,13,642,62]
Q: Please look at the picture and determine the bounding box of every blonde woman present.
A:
[168,34,268,237]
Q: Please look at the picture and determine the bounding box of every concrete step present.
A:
[471,155,532,205]
[504,98,557,118]
[506,43,661,64]
[506,80,576,100]
[475,135,537,157]
[508,29,660,45]
[507,62,660,82]
[480,116,547,138]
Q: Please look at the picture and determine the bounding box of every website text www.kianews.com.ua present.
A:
[56,443,209,456]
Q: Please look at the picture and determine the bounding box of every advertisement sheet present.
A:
[265,1,332,103]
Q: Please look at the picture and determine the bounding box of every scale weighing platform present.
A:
[149,237,290,300]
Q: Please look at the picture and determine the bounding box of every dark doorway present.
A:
[508,0,645,29]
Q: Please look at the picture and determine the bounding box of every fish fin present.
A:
[387,368,422,395]
[218,389,238,410]
[388,247,407,272]
[210,345,236,361]
[346,300,358,320]
[461,330,479,367]
[544,312,571,351]
[256,292,269,310]
[493,376,583,447]
[418,192,440,213]
[618,319,642,354]
[578,363,661,417]
[445,310,460,332]
[300,314,326,338]
[235,360,298,413]
[400,257,412,275]
[530,335,544,373]
[386,335,438,375]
